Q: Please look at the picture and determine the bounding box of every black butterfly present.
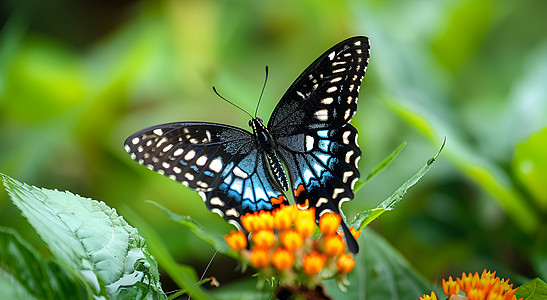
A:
[124,36,370,254]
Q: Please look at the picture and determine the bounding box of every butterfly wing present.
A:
[124,122,288,229]
[268,36,370,253]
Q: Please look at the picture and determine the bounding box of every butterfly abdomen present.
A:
[250,118,290,192]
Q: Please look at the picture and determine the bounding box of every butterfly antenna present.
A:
[254,66,269,118]
[213,86,254,119]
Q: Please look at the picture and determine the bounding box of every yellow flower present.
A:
[272,247,294,270]
[324,233,345,256]
[442,276,460,295]
[280,229,303,251]
[336,253,356,274]
[252,230,275,248]
[303,251,326,275]
[224,230,247,251]
[319,212,341,235]
[250,246,270,268]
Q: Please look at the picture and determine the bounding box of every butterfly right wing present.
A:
[124,122,288,229]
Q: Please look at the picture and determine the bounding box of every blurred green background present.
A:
[1,0,546,292]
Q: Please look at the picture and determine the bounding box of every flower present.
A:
[294,207,316,237]
[324,233,345,256]
[303,252,327,275]
[280,229,303,251]
[250,246,270,268]
[252,230,275,248]
[336,254,356,274]
[224,230,247,251]
[272,247,294,270]
[273,205,295,230]
[419,292,437,300]
[224,204,361,288]
[419,269,522,300]
[319,212,341,235]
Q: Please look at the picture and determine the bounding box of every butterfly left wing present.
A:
[268,36,370,253]
[124,122,288,229]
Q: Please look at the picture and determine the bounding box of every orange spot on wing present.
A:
[295,184,306,196]
[270,195,286,205]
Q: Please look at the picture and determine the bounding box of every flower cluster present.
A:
[419,269,522,300]
[224,204,360,287]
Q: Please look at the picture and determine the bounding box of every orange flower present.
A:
[241,212,258,233]
[252,230,275,248]
[272,247,294,270]
[442,276,460,295]
[303,252,326,275]
[349,225,361,239]
[418,292,437,300]
[336,253,356,274]
[280,229,303,251]
[294,207,316,237]
[274,205,295,230]
[250,246,270,268]
[256,210,274,231]
[319,212,341,235]
[419,269,523,300]
[224,230,247,251]
[324,233,345,256]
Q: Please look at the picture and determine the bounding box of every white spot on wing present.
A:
[226,208,240,217]
[196,156,208,166]
[344,108,351,120]
[209,157,223,173]
[184,150,195,161]
[321,97,333,105]
[173,149,183,156]
[153,129,163,136]
[131,137,140,145]
[342,131,351,144]
[233,167,248,179]
[305,135,314,151]
[210,197,224,206]
[185,173,194,181]
[328,51,336,60]
[124,145,131,152]
[345,150,354,163]
[326,86,338,93]
[332,188,345,199]
[314,109,329,121]
[316,197,328,207]
[343,171,354,183]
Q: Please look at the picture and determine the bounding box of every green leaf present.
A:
[361,142,406,186]
[513,127,547,211]
[0,227,83,299]
[350,139,445,230]
[149,201,234,256]
[515,278,547,300]
[0,269,34,300]
[1,174,166,299]
[324,229,440,299]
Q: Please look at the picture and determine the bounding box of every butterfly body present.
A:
[125,37,370,253]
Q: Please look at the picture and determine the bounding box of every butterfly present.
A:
[124,36,370,254]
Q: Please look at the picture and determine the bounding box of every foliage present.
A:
[1,174,166,299]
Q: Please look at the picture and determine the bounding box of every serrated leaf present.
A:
[350,139,445,230]
[515,278,547,300]
[1,174,166,299]
[148,201,234,256]
[0,227,83,299]
[324,229,440,299]
[361,142,406,186]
